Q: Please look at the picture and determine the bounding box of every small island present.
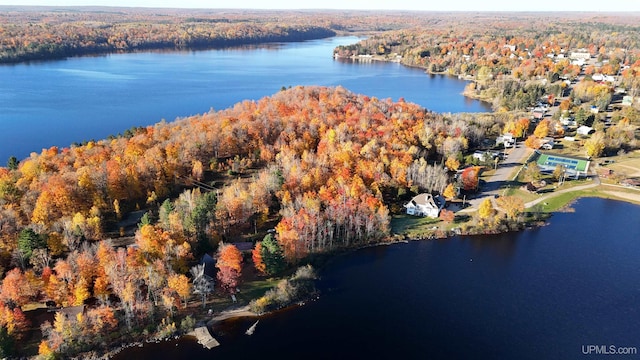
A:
[0,8,639,360]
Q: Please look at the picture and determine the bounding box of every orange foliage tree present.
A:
[460,166,481,191]
[252,242,266,274]
[216,243,243,293]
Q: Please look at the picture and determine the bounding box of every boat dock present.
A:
[194,326,220,349]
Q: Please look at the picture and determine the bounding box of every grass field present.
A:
[390,214,442,238]
[606,157,640,177]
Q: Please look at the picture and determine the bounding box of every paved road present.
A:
[460,143,533,212]
[524,176,600,209]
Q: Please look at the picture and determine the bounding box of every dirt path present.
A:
[600,190,640,203]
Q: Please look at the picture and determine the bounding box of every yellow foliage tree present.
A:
[73,277,90,306]
[584,132,605,158]
[533,119,550,138]
[496,195,525,221]
[167,274,192,308]
[445,156,460,171]
[192,160,204,181]
[524,135,541,149]
[443,183,457,200]
[478,198,495,220]
[38,340,55,360]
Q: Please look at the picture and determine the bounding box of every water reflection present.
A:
[116,199,640,360]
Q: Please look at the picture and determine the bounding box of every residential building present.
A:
[404,193,445,218]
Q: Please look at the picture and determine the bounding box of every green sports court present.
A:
[535,151,591,176]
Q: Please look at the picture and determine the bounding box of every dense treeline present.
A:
[0,16,334,63]
[0,7,443,64]
[0,86,496,357]
[7,9,640,66]
[0,86,486,260]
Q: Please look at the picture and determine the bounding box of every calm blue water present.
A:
[0,36,489,162]
[117,198,640,360]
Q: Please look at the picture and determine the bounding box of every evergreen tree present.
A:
[138,212,152,228]
[17,228,44,260]
[261,234,286,275]
[6,156,18,171]
[191,191,216,253]
[0,326,15,359]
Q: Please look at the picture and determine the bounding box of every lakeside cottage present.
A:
[404,193,445,218]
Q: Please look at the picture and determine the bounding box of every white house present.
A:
[592,74,616,83]
[540,137,555,150]
[404,193,445,218]
[571,58,586,66]
[576,126,594,136]
[570,51,591,60]
[560,117,577,127]
[496,133,515,147]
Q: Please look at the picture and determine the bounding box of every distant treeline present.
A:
[0,23,335,63]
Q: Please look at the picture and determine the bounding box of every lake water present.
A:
[116,198,640,360]
[0,36,489,162]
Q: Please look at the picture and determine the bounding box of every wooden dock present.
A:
[194,326,220,349]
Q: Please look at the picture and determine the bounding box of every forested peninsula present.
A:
[1,9,640,359]
[0,85,491,358]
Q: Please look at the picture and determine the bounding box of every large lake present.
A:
[7,36,639,359]
[0,36,489,162]
[117,198,640,360]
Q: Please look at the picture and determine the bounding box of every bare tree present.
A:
[29,248,52,273]
[190,264,214,309]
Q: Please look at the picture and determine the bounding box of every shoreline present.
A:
[1,33,337,66]
[333,53,495,108]
[207,305,258,327]
[7,32,639,359]
[103,192,640,359]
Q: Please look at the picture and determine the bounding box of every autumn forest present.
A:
[1,7,640,359]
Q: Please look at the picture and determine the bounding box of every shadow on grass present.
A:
[537,188,556,194]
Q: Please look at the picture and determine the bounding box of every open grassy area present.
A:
[508,177,595,199]
[210,277,280,309]
[605,156,640,177]
[235,278,280,306]
[390,213,442,238]
[526,185,640,213]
